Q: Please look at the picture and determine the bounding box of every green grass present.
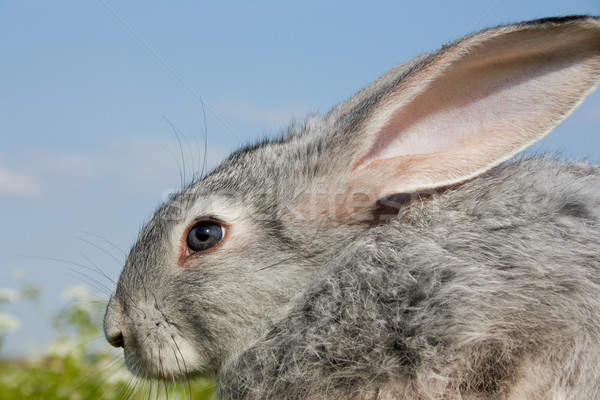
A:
[0,283,215,399]
[0,354,215,399]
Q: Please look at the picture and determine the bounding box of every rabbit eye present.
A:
[186,221,225,253]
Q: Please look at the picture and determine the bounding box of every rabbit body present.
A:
[104,16,600,399]
[218,158,600,399]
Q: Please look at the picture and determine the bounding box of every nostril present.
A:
[104,296,126,348]
[108,331,125,348]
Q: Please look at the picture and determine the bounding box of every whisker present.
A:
[74,235,125,268]
[21,254,114,294]
[75,252,150,320]
[170,333,192,399]
[79,252,118,288]
[170,116,204,184]
[163,116,190,189]
[123,375,140,400]
[199,98,209,180]
[63,268,146,320]
[64,268,114,298]
[118,372,136,400]
[93,359,129,400]
[83,355,127,400]
[161,142,185,188]
[80,230,129,258]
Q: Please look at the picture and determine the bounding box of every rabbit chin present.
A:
[123,326,207,380]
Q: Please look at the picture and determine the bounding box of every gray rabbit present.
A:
[104,16,600,399]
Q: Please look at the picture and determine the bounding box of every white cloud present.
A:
[0,134,232,205]
[0,150,98,199]
[216,98,316,128]
[0,167,43,198]
[23,136,228,205]
[38,152,95,178]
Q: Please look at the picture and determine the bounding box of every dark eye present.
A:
[186,221,225,252]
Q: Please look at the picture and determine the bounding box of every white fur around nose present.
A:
[126,300,205,379]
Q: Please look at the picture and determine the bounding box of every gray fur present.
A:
[104,16,600,399]
[218,158,600,399]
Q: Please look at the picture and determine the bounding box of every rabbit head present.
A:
[104,15,600,390]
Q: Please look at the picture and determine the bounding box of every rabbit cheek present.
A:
[287,185,384,225]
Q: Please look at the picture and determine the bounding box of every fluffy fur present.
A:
[104,16,600,399]
[218,158,600,399]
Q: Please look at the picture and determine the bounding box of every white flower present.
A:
[0,288,19,303]
[61,285,91,302]
[0,312,20,333]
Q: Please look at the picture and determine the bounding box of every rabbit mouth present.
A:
[123,320,206,380]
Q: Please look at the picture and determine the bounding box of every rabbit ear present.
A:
[326,17,600,204]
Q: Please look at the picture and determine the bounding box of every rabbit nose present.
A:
[107,330,125,348]
[104,295,126,348]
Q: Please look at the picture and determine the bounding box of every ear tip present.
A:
[520,15,599,26]
[471,16,600,43]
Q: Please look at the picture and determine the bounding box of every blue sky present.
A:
[1,0,599,356]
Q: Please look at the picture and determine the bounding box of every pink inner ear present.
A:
[352,26,600,196]
[361,52,584,167]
